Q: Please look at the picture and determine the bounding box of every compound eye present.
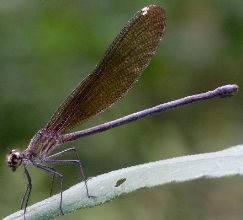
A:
[6,149,22,171]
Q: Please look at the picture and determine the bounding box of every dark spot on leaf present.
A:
[115,178,126,187]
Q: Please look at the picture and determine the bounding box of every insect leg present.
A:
[32,162,64,215]
[46,147,90,197]
[21,166,32,220]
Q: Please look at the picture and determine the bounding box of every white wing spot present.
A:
[142,6,149,16]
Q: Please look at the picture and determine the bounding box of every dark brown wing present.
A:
[44,5,166,134]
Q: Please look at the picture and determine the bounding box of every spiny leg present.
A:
[46,147,90,197]
[50,173,56,197]
[21,167,32,220]
[21,185,31,210]
[32,162,64,215]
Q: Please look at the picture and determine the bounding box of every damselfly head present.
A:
[6,149,23,171]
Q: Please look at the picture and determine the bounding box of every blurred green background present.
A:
[0,0,243,219]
